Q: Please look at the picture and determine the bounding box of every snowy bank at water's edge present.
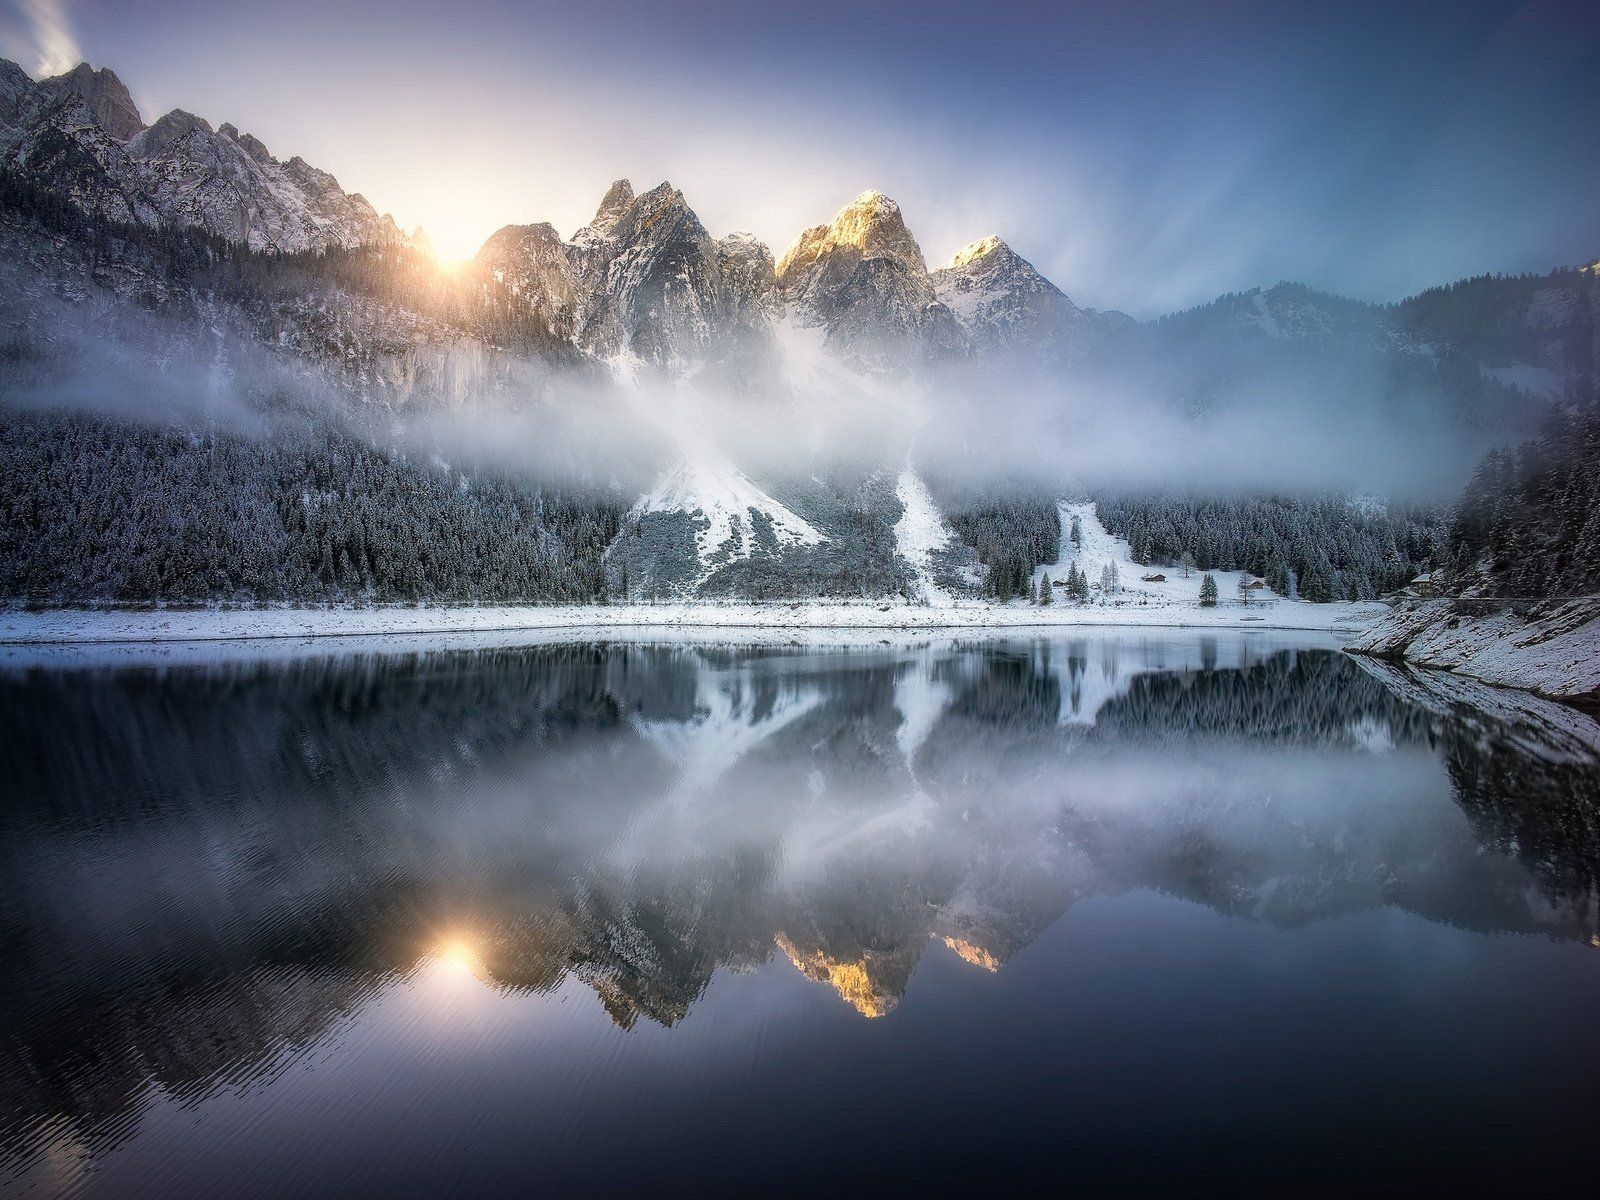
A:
[0,597,1382,646]
[1345,597,1600,701]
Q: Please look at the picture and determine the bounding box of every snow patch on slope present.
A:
[639,454,825,584]
[893,467,954,606]
[1037,501,1288,611]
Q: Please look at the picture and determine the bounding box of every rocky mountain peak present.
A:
[586,178,635,237]
[474,222,580,338]
[128,108,213,157]
[942,235,1009,270]
[614,181,691,232]
[776,189,927,284]
[479,221,565,255]
[40,61,144,140]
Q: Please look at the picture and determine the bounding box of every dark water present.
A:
[2,632,1598,1194]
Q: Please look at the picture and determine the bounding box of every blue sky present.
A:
[3,0,1596,315]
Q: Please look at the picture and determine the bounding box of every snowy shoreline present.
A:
[0,598,1382,647]
[1345,597,1600,701]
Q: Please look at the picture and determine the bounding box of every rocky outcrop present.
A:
[474,222,581,339]
[931,235,1099,364]
[775,190,955,365]
[1346,597,1600,701]
[37,62,145,141]
[578,181,735,363]
[127,117,402,251]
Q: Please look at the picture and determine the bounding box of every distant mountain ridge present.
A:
[2,53,1592,413]
[0,57,403,252]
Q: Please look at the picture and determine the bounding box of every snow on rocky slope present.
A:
[1346,597,1600,701]
[1,56,403,252]
[635,454,826,587]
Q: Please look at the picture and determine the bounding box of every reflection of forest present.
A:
[3,639,1597,1173]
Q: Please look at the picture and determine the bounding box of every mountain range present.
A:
[0,56,1596,604]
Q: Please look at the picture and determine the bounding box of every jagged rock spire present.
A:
[588,179,635,237]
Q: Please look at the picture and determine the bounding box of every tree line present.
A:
[1094,491,1445,602]
[0,409,622,604]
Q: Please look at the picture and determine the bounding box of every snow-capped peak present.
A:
[942,235,1008,270]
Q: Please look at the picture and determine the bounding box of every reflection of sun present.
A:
[436,938,482,978]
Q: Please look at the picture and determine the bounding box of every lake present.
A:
[3,631,1598,1193]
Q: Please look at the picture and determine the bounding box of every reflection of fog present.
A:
[2,636,1597,1176]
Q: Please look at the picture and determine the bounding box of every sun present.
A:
[408,221,485,271]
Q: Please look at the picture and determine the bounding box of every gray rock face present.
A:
[0,58,37,136]
[1,87,158,227]
[1,56,402,253]
[775,191,960,366]
[579,181,736,364]
[586,178,635,238]
[477,183,778,373]
[715,231,777,318]
[473,222,581,339]
[931,235,1097,364]
[128,120,402,252]
[38,62,145,141]
[126,108,211,157]
[776,190,927,285]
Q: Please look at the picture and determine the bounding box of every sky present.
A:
[2,0,1597,316]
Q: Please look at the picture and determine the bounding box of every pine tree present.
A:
[1199,573,1219,606]
[1039,574,1053,605]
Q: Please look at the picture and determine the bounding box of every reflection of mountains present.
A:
[3,639,1597,1172]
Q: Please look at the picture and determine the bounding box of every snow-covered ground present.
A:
[1034,501,1294,617]
[893,466,955,606]
[0,593,1379,649]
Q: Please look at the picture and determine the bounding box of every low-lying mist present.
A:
[0,266,1516,508]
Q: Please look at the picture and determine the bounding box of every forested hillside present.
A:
[939,491,1061,600]
[1094,492,1445,601]
[0,409,622,604]
[1440,403,1600,597]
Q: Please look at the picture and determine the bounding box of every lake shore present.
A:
[1344,596,1600,702]
[0,598,1383,646]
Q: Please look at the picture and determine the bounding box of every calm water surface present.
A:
[3,632,1598,1193]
